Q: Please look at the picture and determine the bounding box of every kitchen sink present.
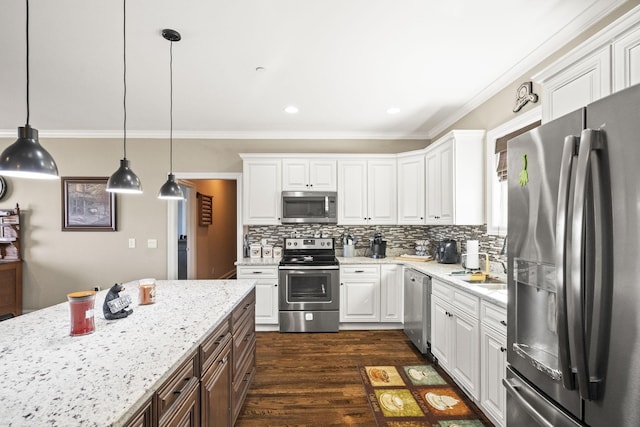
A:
[472,283,507,291]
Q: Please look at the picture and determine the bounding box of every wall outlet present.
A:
[128,238,136,248]
[147,239,158,249]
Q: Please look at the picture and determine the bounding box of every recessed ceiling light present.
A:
[386,107,401,115]
[284,105,299,114]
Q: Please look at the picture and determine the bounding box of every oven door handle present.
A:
[279,265,340,270]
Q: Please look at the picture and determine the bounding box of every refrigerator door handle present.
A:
[503,378,555,427]
[571,128,610,401]
[555,134,579,391]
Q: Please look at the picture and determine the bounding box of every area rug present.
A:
[359,365,492,426]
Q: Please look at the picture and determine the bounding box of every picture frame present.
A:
[62,177,116,231]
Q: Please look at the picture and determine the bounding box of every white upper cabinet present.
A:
[613,23,640,91]
[535,46,611,122]
[282,159,337,192]
[338,157,397,225]
[424,130,484,225]
[241,156,282,225]
[397,153,425,224]
[534,6,640,122]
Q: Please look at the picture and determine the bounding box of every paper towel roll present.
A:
[465,240,480,269]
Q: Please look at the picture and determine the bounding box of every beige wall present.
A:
[0,137,426,310]
[194,179,237,279]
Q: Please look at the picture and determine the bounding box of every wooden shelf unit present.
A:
[0,204,21,318]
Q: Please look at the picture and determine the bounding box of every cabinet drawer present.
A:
[233,311,256,379]
[341,265,380,277]
[156,351,198,418]
[453,289,479,317]
[232,350,256,423]
[481,301,507,335]
[432,279,454,300]
[200,316,232,375]
[232,289,256,331]
[237,266,278,279]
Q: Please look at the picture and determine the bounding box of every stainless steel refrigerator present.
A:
[505,83,640,426]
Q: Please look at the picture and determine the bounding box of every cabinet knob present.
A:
[500,320,507,326]
[274,284,278,287]
[500,347,507,353]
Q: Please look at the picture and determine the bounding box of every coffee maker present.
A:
[369,231,387,259]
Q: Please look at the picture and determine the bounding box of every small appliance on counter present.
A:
[435,239,457,263]
[369,231,386,259]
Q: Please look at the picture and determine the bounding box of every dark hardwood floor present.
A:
[235,329,490,426]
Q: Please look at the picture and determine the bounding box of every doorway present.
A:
[166,172,243,279]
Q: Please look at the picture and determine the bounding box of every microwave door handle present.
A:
[555,135,578,391]
[325,196,329,215]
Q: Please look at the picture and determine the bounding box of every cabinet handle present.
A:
[252,271,263,274]
[355,270,365,273]
[214,334,227,344]
[220,356,228,364]
[500,347,507,353]
[500,320,507,326]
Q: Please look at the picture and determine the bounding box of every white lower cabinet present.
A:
[430,279,480,400]
[340,265,381,322]
[237,266,279,325]
[380,264,403,322]
[480,301,507,427]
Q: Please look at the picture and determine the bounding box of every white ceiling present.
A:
[0,0,625,140]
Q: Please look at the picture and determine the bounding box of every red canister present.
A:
[67,291,96,336]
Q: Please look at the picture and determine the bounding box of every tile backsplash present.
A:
[246,224,506,263]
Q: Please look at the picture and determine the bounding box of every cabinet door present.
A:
[613,24,640,91]
[481,325,507,427]
[337,160,368,225]
[254,281,279,324]
[430,297,452,369]
[282,159,309,191]
[542,46,611,122]
[123,398,154,427]
[308,160,337,191]
[452,310,480,399]
[425,143,453,225]
[243,159,282,224]
[397,155,425,224]
[380,264,403,322]
[201,342,232,427]
[367,159,397,225]
[340,279,380,322]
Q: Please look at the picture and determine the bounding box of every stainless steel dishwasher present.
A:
[403,268,432,356]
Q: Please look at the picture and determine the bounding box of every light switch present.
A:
[147,239,158,249]
[128,238,136,248]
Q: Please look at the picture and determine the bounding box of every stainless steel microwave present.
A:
[281,191,337,224]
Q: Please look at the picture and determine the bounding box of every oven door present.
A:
[279,266,339,311]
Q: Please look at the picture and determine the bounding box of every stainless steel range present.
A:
[278,237,340,332]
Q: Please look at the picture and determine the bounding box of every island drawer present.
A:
[200,316,232,375]
[232,350,256,423]
[156,351,199,418]
[233,309,256,379]
[232,289,256,331]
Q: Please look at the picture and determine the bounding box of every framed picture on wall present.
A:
[62,177,117,231]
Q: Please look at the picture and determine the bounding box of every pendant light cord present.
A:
[122,0,128,159]
[169,40,174,173]
[25,0,30,126]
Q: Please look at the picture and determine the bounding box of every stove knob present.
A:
[320,242,325,246]
[294,242,298,246]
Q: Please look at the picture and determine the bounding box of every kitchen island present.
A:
[0,279,255,426]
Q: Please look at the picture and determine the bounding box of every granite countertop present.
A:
[0,279,255,427]
[236,256,507,308]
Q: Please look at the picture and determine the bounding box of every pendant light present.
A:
[0,0,59,180]
[107,0,142,194]
[158,29,184,200]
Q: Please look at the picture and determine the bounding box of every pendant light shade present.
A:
[0,125,59,179]
[158,28,184,200]
[107,0,142,194]
[0,0,59,180]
